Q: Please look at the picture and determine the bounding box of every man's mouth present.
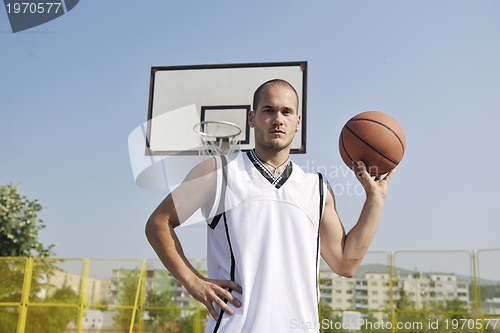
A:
[270,129,285,134]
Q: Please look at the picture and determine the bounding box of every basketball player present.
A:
[145,79,394,332]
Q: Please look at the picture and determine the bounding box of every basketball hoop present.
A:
[193,120,242,155]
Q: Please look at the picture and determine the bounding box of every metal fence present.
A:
[0,249,499,333]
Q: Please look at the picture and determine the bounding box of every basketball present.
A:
[339,111,406,176]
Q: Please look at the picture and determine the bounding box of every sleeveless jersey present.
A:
[202,150,326,333]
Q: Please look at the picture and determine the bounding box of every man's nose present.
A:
[272,112,285,125]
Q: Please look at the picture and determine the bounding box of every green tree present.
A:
[113,270,142,332]
[318,300,351,333]
[24,286,79,333]
[428,298,475,333]
[0,184,74,333]
[394,290,430,333]
[0,280,79,333]
[144,288,179,333]
[177,307,208,333]
[479,284,500,301]
[0,183,54,257]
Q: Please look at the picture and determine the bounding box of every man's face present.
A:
[249,84,300,153]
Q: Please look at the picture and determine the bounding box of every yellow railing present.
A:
[0,250,499,333]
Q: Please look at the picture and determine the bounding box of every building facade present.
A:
[319,269,470,314]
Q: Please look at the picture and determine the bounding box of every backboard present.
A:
[146,61,307,155]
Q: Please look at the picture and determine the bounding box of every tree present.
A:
[0,184,65,332]
[144,288,179,332]
[24,286,79,333]
[318,300,351,333]
[394,290,430,333]
[0,183,54,257]
[113,270,142,332]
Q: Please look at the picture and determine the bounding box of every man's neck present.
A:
[253,147,291,168]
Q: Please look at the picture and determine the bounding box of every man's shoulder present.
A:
[220,151,245,165]
[290,160,318,177]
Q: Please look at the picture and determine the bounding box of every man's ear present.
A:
[248,110,255,128]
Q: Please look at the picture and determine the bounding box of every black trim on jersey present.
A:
[318,173,325,222]
[224,212,236,282]
[213,212,236,333]
[213,307,225,333]
[247,150,293,189]
[208,155,228,230]
[316,173,324,304]
[315,232,320,304]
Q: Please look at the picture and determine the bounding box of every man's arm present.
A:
[319,161,394,277]
[145,158,241,320]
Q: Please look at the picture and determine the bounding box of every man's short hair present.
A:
[252,79,299,112]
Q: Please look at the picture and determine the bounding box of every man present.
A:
[145,79,394,332]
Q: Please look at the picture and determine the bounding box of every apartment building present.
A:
[45,270,111,304]
[319,269,470,313]
[483,297,500,315]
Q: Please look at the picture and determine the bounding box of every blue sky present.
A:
[1,1,499,273]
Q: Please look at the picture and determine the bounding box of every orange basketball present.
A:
[339,111,406,176]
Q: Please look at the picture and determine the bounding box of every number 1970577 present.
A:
[6,2,62,14]
[444,318,499,330]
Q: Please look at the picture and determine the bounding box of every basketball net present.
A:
[193,121,241,155]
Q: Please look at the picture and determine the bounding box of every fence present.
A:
[0,249,499,333]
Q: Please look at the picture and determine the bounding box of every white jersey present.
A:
[202,151,327,333]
